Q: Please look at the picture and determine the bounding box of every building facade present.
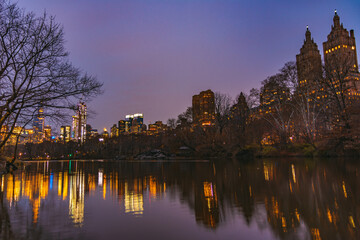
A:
[323,11,360,97]
[118,120,126,134]
[72,102,87,143]
[192,89,215,126]
[124,113,144,133]
[110,124,118,138]
[44,125,52,141]
[33,107,45,137]
[323,11,358,72]
[296,27,323,89]
[148,121,168,135]
[60,126,71,143]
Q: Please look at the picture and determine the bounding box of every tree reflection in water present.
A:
[0,159,359,239]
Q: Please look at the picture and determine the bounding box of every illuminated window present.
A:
[335,46,337,50]
[352,46,355,50]
[332,48,334,51]
[326,51,328,54]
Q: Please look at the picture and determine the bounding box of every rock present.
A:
[135,149,170,160]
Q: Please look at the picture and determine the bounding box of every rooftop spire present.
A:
[305,25,311,41]
[333,9,340,28]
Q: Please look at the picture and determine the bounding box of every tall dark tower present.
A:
[296,26,322,88]
[323,10,358,72]
[33,107,45,133]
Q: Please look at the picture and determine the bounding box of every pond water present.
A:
[0,158,359,240]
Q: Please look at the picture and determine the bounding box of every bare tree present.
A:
[214,92,232,134]
[167,118,176,130]
[278,61,327,145]
[260,72,293,146]
[292,74,329,145]
[246,88,260,109]
[0,1,102,152]
[320,53,359,131]
[177,107,193,127]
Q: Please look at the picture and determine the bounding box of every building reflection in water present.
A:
[200,182,218,228]
[124,181,144,215]
[69,171,85,226]
[0,161,170,225]
[0,159,360,239]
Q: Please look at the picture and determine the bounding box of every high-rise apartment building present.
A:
[72,102,87,143]
[60,126,71,143]
[323,11,360,95]
[192,90,215,126]
[124,113,143,133]
[110,124,118,138]
[260,76,290,113]
[118,120,126,134]
[148,121,168,135]
[125,115,133,133]
[296,27,322,88]
[44,125,52,141]
[72,115,78,139]
[323,11,358,71]
[33,107,45,136]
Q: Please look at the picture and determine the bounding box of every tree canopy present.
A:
[0,0,102,149]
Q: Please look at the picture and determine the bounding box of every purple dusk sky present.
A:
[17,0,360,131]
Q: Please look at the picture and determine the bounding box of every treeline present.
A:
[16,56,360,160]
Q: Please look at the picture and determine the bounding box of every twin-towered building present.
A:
[296,11,360,95]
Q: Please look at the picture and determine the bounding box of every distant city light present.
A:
[98,170,103,186]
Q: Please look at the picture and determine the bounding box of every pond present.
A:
[0,158,358,239]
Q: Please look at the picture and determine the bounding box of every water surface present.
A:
[0,159,359,239]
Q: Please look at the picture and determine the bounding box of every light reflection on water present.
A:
[0,159,359,239]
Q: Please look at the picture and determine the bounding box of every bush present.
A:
[302,145,316,157]
[260,146,277,157]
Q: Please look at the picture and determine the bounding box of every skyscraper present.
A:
[323,11,360,95]
[33,107,45,135]
[192,90,215,126]
[44,125,52,141]
[60,126,71,143]
[72,102,87,143]
[296,26,322,88]
[125,115,133,133]
[323,11,358,72]
[124,113,143,133]
[132,113,143,133]
[110,124,118,138]
[118,120,126,134]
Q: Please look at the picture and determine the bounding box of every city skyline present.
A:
[16,0,360,130]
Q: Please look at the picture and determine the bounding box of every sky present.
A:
[16,0,360,131]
